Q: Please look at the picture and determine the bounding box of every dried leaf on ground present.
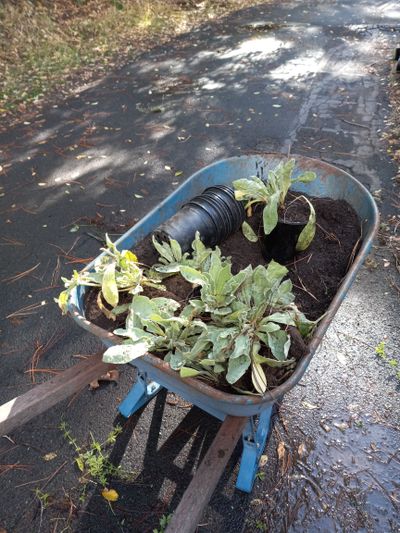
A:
[89,369,119,390]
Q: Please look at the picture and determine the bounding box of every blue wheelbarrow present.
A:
[68,154,378,531]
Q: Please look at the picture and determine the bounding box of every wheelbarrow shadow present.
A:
[74,389,249,533]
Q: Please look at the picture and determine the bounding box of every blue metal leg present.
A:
[236,405,273,493]
[118,371,162,418]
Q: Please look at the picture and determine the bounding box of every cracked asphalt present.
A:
[0,1,399,531]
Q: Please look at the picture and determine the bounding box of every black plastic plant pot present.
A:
[153,203,220,252]
[153,185,245,252]
[260,219,307,264]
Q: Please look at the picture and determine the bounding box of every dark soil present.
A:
[219,193,360,320]
[280,193,310,223]
[84,193,360,391]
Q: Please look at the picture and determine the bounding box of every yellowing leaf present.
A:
[101,263,119,308]
[102,488,119,502]
[251,362,267,393]
[122,250,138,263]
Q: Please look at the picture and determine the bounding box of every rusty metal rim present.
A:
[68,154,380,406]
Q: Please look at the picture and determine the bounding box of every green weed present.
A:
[60,421,131,488]
[153,513,172,533]
[375,341,400,382]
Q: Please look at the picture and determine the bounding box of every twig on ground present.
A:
[6,301,46,319]
[2,263,40,283]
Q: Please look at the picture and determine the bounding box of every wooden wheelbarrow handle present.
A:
[0,353,114,435]
[166,415,247,533]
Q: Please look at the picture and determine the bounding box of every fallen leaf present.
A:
[175,170,183,177]
[259,454,268,467]
[301,401,320,410]
[320,421,331,433]
[277,441,286,474]
[298,442,307,458]
[70,224,80,233]
[89,369,119,390]
[102,488,119,502]
[333,421,348,432]
[43,452,57,461]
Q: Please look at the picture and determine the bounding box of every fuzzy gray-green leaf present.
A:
[226,354,251,384]
[102,341,149,364]
[262,191,280,235]
[242,221,258,242]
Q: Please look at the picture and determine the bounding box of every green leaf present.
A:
[267,330,291,361]
[232,177,269,203]
[278,159,295,205]
[254,353,295,367]
[251,362,267,393]
[199,359,215,367]
[180,367,201,378]
[170,239,182,262]
[152,235,174,263]
[179,266,207,285]
[296,197,316,252]
[231,334,251,359]
[226,354,251,384]
[262,191,280,235]
[294,171,316,183]
[241,221,258,242]
[265,312,296,326]
[131,295,155,319]
[102,341,149,364]
[101,263,119,307]
[76,456,85,472]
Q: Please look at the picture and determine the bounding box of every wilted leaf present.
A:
[101,488,119,502]
[296,196,316,252]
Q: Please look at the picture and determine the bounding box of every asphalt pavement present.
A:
[0,1,399,531]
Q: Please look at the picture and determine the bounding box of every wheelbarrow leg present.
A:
[118,371,162,418]
[236,405,273,493]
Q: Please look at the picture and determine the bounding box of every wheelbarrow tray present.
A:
[68,154,379,418]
